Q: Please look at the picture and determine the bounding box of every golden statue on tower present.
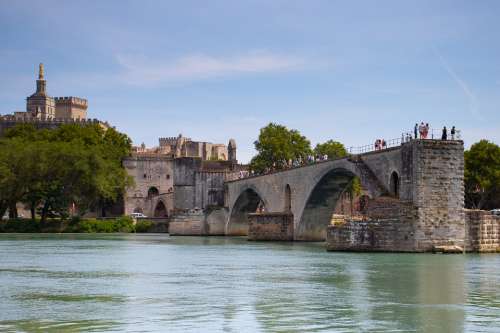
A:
[39,63,44,80]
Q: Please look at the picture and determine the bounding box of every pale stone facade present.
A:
[124,136,241,219]
[1,63,88,121]
[133,134,232,161]
[54,97,88,119]
[123,155,174,218]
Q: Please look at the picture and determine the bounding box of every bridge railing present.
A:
[347,137,403,155]
[347,129,462,155]
[232,128,462,181]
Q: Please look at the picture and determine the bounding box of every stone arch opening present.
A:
[390,171,399,198]
[285,184,292,212]
[147,187,159,198]
[154,201,168,217]
[297,168,358,241]
[227,188,266,236]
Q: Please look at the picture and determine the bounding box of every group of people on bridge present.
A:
[413,123,457,141]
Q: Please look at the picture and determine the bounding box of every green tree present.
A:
[464,140,500,209]
[0,123,133,222]
[345,176,362,214]
[0,139,33,218]
[314,140,348,159]
[250,123,312,173]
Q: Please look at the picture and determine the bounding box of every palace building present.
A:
[0,63,100,136]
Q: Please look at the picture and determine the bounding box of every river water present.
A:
[0,234,499,332]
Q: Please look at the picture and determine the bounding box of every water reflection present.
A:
[0,234,498,332]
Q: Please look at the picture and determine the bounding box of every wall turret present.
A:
[228,139,237,162]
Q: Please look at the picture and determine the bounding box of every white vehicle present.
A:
[491,209,500,216]
[130,212,147,219]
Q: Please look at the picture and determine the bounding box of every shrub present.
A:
[135,220,153,233]
[0,218,40,232]
[114,216,135,233]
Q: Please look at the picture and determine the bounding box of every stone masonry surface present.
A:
[248,213,294,241]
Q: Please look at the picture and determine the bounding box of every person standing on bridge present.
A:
[418,122,425,139]
[451,126,456,140]
[414,123,418,139]
[442,126,448,140]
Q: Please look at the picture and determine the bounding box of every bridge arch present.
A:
[296,167,360,241]
[227,186,268,236]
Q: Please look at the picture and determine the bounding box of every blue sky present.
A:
[1,0,499,162]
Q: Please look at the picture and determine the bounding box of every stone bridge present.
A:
[225,140,464,243]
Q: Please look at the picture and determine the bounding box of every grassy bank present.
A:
[0,217,154,233]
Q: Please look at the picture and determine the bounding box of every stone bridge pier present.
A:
[225,140,464,248]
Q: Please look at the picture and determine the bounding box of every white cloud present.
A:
[115,52,304,85]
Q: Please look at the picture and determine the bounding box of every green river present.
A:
[0,234,499,332]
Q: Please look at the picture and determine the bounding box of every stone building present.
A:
[0,63,93,135]
[132,134,230,160]
[124,136,242,220]
[12,63,88,120]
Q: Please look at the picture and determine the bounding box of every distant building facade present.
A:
[132,134,233,161]
[124,136,243,218]
[0,63,97,136]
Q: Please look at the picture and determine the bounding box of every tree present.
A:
[0,123,133,221]
[250,123,312,173]
[345,176,362,214]
[464,140,500,209]
[314,140,348,159]
[0,139,33,218]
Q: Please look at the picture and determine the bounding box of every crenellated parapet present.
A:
[0,116,109,136]
[159,136,192,146]
[54,96,88,107]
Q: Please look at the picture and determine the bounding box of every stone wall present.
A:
[326,219,416,252]
[248,213,294,241]
[168,208,227,236]
[0,117,106,137]
[123,155,174,217]
[327,197,418,252]
[410,140,465,251]
[465,210,500,252]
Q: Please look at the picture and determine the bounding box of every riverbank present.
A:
[0,217,153,233]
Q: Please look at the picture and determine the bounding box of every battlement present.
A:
[54,96,88,106]
[159,136,192,145]
[0,115,105,125]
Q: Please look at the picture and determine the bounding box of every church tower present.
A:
[26,63,56,119]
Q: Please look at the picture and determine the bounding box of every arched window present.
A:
[147,187,159,198]
[390,172,399,198]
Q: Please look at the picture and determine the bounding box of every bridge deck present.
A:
[226,145,402,184]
